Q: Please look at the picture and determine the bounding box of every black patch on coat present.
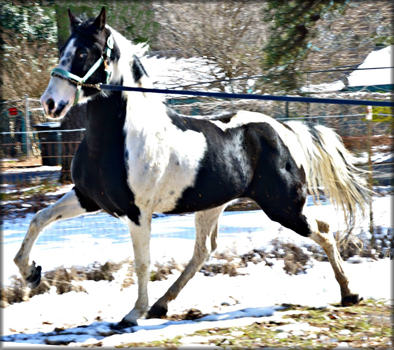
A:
[71,91,141,226]
[60,58,71,67]
[73,186,101,212]
[242,122,310,237]
[132,55,148,83]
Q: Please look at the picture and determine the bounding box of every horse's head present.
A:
[41,7,120,120]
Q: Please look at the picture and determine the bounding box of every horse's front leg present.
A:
[148,205,226,319]
[117,211,152,327]
[14,188,99,288]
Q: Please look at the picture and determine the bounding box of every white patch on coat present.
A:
[106,25,149,90]
[123,96,207,213]
[212,110,307,170]
[221,130,253,184]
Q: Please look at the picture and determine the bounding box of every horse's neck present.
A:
[123,89,168,136]
[83,88,167,151]
[84,91,126,149]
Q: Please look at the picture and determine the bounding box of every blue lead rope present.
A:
[97,85,394,108]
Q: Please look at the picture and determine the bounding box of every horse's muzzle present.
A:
[41,97,70,119]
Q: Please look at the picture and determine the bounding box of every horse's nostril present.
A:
[47,98,55,112]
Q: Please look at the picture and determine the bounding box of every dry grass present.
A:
[150,258,185,282]
[1,261,126,308]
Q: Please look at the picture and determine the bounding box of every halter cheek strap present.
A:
[51,34,114,105]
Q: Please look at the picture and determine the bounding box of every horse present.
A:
[14,7,370,328]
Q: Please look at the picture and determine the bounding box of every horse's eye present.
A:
[78,52,88,59]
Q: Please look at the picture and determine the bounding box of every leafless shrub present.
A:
[268,238,312,275]
[150,258,185,282]
[201,249,244,277]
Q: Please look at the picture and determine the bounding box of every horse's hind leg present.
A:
[305,213,361,306]
[253,191,360,306]
[147,204,227,319]
[14,187,99,288]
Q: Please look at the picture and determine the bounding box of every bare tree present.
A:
[151,1,268,92]
[0,22,57,101]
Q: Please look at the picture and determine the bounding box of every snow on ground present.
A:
[2,166,62,174]
[2,190,392,283]
[0,191,392,347]
[1,257,391,347]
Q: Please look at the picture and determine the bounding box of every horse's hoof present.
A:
[341,294,363,306]
[110,318,137,330]
[26,263,42,289]
[147,303,168,319]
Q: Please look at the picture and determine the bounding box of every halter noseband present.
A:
[51,34,114,105]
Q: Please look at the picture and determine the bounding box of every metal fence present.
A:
[0,93,392,184]
[1,97,42,159]
[0,95,85,182]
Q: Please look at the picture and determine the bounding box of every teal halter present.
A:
[51,34,114,105]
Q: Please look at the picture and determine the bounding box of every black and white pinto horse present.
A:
[15,8,370,328]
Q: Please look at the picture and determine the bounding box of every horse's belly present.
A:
[129,163,202,213]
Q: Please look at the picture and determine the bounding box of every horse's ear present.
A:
[93,7,106,31]
[68,9,79,27]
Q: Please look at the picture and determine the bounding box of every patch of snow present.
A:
[348,46,393,87]
[2,166,61,174]
[300,46,393,93]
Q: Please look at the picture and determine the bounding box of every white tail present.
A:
[286,121,371,230]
